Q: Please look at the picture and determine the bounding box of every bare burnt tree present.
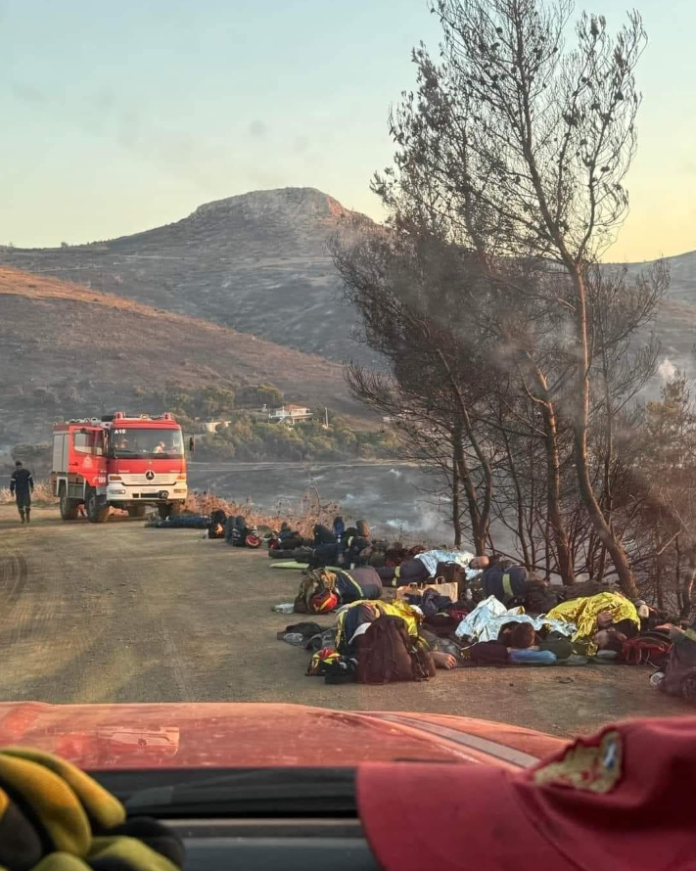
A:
[332,210,586,578]
[331,231,497,553]
[371,0,651,594]
[488,396,587,578]
[489,259,665,583]
[584,260,667,575]
[348,365,490,548]
[480,265,579,584]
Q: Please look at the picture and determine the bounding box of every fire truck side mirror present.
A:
[189,437,195,454]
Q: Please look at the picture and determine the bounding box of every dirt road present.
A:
[0,505,689,737]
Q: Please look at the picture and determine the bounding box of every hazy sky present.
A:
[1,0,694,260]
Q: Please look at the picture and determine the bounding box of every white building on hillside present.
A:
[202,419,232,433]
[268,404,313,424]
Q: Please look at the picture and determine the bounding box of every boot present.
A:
[19,509,25,524]
[25,508,31,524]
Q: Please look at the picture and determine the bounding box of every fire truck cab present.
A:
[51,412,188,523]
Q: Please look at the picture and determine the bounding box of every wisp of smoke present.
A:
[658,357,677,383]
[385,502,447,535]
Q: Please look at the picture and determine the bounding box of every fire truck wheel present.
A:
[86,487,110,523]
[127,506,147,519]
[59,492,80,521]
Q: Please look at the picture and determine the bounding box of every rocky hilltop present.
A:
[1,187,694,384]
[0,188,375,363]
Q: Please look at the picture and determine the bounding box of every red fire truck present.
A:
[51,412,189,523]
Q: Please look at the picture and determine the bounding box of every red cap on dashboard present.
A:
[357,717,696,871]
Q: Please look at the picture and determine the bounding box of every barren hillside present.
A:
[0,186,693,392]
[0,267,364,446]
[0,188,376,363]
[616,250,696,394]
[641,251,696,376]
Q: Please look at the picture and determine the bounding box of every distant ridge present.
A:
[0,187,377,364]
[0,187,693,379]
[0,266,365,445]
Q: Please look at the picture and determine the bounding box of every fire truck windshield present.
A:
[108,428,184,459]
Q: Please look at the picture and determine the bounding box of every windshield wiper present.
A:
[124,768,357,818]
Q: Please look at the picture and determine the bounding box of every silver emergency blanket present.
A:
[415,549,478,579]
[455,595,577,642]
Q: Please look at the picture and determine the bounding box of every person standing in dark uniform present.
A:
[10,460,34,524]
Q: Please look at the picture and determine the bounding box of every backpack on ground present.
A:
[435,562,466,591]
[621,632,672,668]
[461,640,510,667]
[661,634,696,701]
[524,582,558,615]
[416,587,453,617]
[356,615,434,684]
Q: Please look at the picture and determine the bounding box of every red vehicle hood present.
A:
[0,702,564,771]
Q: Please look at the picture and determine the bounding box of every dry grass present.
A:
[0,479,338,537]
[0,267,190,317]
[185,489,340,537]
[0,480,56,505]
[0,477,430,546]
[184,489,434,545]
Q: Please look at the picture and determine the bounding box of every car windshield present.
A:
[109,428,184,459]
[1,0,694,860]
